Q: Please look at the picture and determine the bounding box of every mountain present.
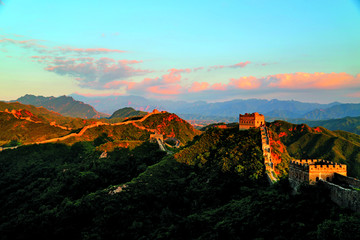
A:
[0,110,71,145]
[0,101,99,130]
[268,120,360,178]
[70,93,340,118]
[109,107,147,119]
[305,116,360,135]
[0,99,199,149]
[304,103,360,120]
[15,94,109,119]
[56,111,201,151]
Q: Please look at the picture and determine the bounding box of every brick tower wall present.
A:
[239,112,265,130]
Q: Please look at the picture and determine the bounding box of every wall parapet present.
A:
[318,180,360,213]
[289,159,347,184]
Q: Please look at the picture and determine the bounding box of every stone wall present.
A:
[334,173,360,188]
[289,159,347,184]
[318,180,360,213]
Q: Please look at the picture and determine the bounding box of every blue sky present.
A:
[0,0,359,103]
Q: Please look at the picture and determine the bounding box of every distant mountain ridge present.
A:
[303,103,360,120]
[70,93,346,120]
[14,94,109,119]
[305,116,360,135]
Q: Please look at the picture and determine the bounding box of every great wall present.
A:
[0,109,169,153]
[239,112,278,183]
[1,110,359,212]
[238,112,360,212]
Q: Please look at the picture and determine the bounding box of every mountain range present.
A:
[70,94,360,121]
[0,101,199,150]
[14,94,109,119]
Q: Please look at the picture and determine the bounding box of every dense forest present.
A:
[0,127,360,239]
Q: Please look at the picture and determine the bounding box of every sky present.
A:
[0,0,359,103]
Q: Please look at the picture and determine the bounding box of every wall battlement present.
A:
[309,164,346,171]
[289,159,347,184]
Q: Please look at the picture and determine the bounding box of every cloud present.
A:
[161,68,191,83]
[193,67,204,72]
[103,80,136,89]
[189,82,210,92]
[208,61,251,71]
[102,68,195,96]
[185,72,360,96]
[43,57,150,89]
[266,72,360,89]
[0,38,48,53]
[211,83,227,91]
[229,76,261,90]
[187,76,261,93]
[0,36,126,56]
[54,46,126,54]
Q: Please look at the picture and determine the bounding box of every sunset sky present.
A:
[0,0,359,103]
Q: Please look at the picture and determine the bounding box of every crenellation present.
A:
[290,158,347,184]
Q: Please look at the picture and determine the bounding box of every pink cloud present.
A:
[0,38,48,52]
[267,72,360,89]
[55,47,126,54]
[147,84,182,95]
[103,80,136,89]
[229,76,261,89]
[160,68,191,84]
[0,36,126,56]
[189,82,210,92]
[211,83,227,91]
[208,61,251,71]
[208,65,225,71]
[118,60,142,64]
[229,61,251,68]
[193,66,204,72]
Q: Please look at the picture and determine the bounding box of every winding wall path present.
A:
[0,112,163,151]
[260,126,278,183]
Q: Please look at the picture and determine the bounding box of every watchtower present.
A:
[239,112,265,130]
[289,159,347,184]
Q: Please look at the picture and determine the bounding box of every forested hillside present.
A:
[1,126,359,239]
[307,116,360,135]
[269,121,360,178]
[0,111,71,145]
[0,101,96,130]
[139,112,201,145]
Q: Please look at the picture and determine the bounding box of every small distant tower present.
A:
[239,112,265,130]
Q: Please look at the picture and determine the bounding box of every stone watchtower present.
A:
[239,112,265,130]
[289,159,347,184]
